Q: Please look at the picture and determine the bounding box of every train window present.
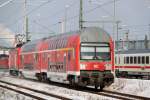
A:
[119,57,120,64]
[52,40,54,49]
[68,51,71,61]
[126,57,129,64]
[142,56,145,64]
[130,57,133,64]
[134,56,137,64]
[35,54,38,62]
[61,38,63,48]
[60,39,63,48]
[138,56,141,64]
[124,57,126,64]
[63,38,67,47]
[58,39,61,48]
[146,56,149,64]
[59,39,62,48]
[115,57,117,64]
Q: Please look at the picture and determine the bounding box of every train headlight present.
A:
[105,64,112,70]
[80,64,86,70]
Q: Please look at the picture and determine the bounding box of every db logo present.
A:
[94,65,99,68]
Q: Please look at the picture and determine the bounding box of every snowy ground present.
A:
[105,78,150,98]
[0,72,117,100]
[0,70,150,100]
[0,87,35,100]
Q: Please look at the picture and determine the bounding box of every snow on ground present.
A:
[105,78,150,98]
[0,76,117,100]
[1,70,150,100]
[0,87,35,100]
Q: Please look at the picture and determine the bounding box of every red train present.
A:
[0,54,9,69]
[9,27,114,90]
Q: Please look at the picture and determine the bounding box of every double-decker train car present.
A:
[9,27,114,90]
[0,54,9,70]
[115,49,150,79]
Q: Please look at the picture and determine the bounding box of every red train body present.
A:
[0,54,9,69]
[9,27,114,90]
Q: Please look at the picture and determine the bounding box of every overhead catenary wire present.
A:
[30,0,79,33]
[40,0,79,21]
[47,0,121,29]
[0,0,55,36]
[6,0,120,32]
[32,20,56,33]
[0,0,14,8]
[0,0,54,44]
[37,0,121,30]
[0,0,120,39]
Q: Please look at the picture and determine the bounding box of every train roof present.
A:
[80,27,110,43]
[116,49,150,54]
[43,27,111,42]
[21,27,111,52]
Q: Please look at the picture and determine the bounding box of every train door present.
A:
[38,53,42,73]
[14,55,17,69]
[67,50,73,72]
[41,53,47,72]
[22,54,36,79]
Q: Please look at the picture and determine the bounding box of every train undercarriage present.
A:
[68,70,114,90]
[116,70,150,79]
[9,69,114,91]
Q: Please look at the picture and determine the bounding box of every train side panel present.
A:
[0,54,9,70]
[45,34,80,82]
[115,50,150,79]
[18,27,114,90]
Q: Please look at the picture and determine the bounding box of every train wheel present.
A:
[36,73,42,82]
[100,82,104,91]
[122,71,128,78]
[95,82,104,91]
[148,76,150,80]
[42,74,47,82]
[9,70,13,75]
[19,71,24,79]
[10,70,18,76]
[70,78,75,86]
[95,84,99,90]
[68,75,75,86]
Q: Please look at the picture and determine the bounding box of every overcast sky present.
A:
[0,0,150,43]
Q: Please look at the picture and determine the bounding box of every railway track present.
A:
[94,90,150,100]
[102,90,150,100]
[0,80,71,100]
[1,76,150,100]
[25,78,150,100]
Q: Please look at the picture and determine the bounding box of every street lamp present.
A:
[64,5,70,33]
[59,5,70,33]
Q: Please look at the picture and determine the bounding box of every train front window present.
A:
[80,43,110,61]
[81,47,95,59]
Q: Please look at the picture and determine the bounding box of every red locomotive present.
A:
[0,54,9,70]
[9,27,114,90]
